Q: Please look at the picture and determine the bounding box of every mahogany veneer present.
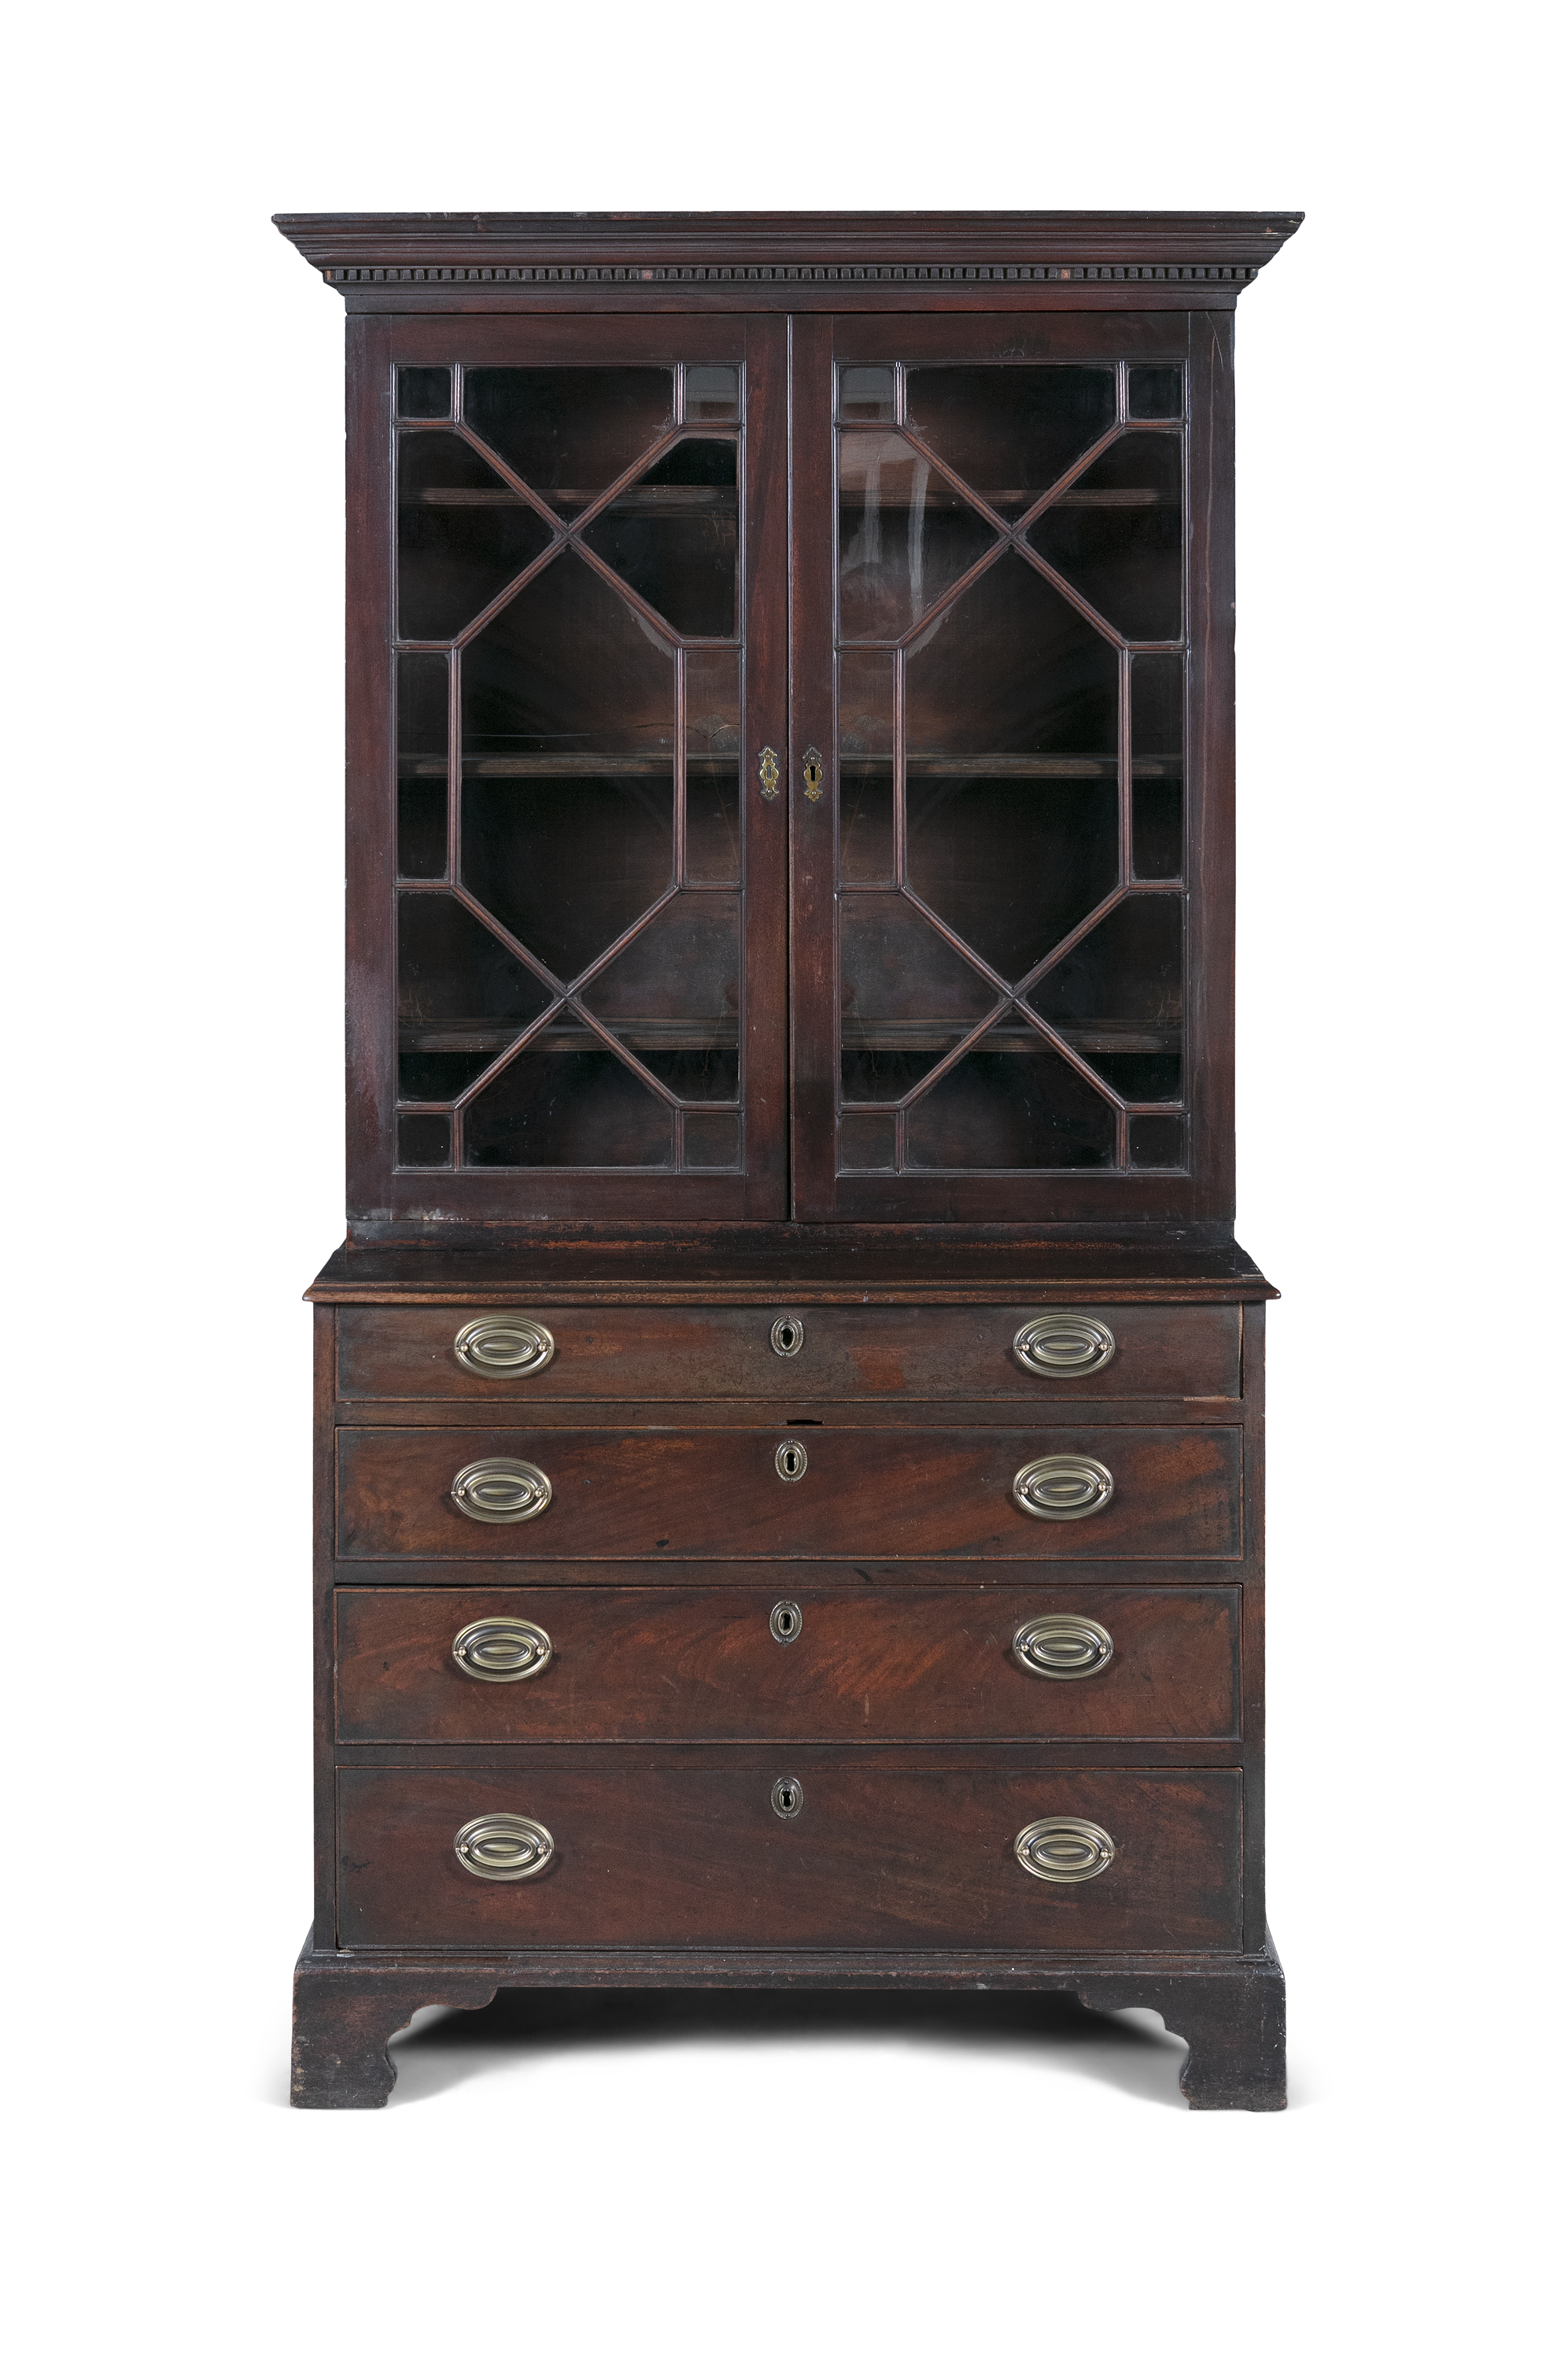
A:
[280,209,1295,2111]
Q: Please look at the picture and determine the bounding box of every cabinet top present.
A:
[273,209,1303,310]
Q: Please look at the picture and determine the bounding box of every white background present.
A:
[4,3,1562,2353]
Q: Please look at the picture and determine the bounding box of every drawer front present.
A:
[336,1425,1241,1561]
[337,1303,1240,1402]
[338,1762,1242,1951]
[336,1584,1239,1743]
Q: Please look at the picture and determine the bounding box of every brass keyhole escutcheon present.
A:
[772,1776,803,1819]
[770,1315,804,1358]
[769,1598,802,1645]
[802,747,825,800]
[758,745,780,800]
[775,1440,808,1482]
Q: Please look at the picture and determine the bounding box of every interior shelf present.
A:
[408,486,736,513]
[399,1017,1176,1059]
[839,756,1181,779]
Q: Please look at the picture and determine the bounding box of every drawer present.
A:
[337,1303,1240,1402]
[337,1761,1243,1951]
[335,1425,1242,1561]
[335,1584,1239,1743]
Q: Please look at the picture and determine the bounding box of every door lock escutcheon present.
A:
[802,747,824,800]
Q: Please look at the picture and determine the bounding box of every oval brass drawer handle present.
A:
[1012,1454,1114,1520]
[452,1616,552,1682]
[452,1315,555,1380]
[450,1458,552,1524]
[453,1812,555,1882]
[1013,1314,1116,1378]
[1013,1613,1114,1679]
[1015,1816,1116,1883]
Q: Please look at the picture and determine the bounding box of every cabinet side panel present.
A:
[345,316,396,1221]
[313,1304,339,1944]
[1188,311,1237,1222]
[1241,1300,1267,1949]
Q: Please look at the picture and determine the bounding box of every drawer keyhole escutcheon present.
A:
[1013,1613,1114,1679]
[1012,1314,1116,1379]
[1014,1816,1116,1884]
[775,1440,808,1482]
[450,1458,553,1524]
[802,746,825,800]
[769,1599,803,1644]
[1012,1454,1114,1520]
[772,1776,803,1819]
[452,1315,556,1380]
[770,1315,805,1358]
[452,1617,553,1683]
[453,1812,555,1882]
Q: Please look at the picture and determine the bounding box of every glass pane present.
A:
[1028,431,1183,641]
[839,366,895,422]
[397,654,448,878]
[397,433,552,642]
[905,367,1116,516]
[684,365,740,421]
[905,1029,1116,1169]
[397,895,554,1102]
[1028,897,1184,1101]
[582,438,736,638]
[839,433,997,641]
[398,368,452,420]
[464,1044,673,1167]
[685,647,741,884]
[460,552,674,985]
[1131,653,1185,879]
[839,1110,896,1170]
[841,896,996,1102]
[582,896,741,1103]
[902,554,1120,983]
[839,651,896,884]
[1129,1113,1186,1167]
[684,1110,741,1168]
[906,550,1118,763]
[397,1112,451,1166]
[1129,367,1183,419]
[463,368,673,512]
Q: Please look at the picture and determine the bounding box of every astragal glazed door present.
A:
[788,311,1234,1226]
[349,313,789,1229]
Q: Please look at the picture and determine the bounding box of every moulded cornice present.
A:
[273,209,1304,301]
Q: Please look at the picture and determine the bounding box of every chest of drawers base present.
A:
[294,1254,1283,2111]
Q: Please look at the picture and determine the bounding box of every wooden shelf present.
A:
[400,1017,1177,1058]
[839,486,1168,511]
[839,755,1181,779]
[408,486,736,513]
[399,755,736,778]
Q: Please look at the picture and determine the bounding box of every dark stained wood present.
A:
[286,209,1291,2109]
[336,1759,1242,1951]
[334,1583,1239,1745]
[336,1423,1241,1563]
[274,212,1304,320]
[308,1233,1278,1302]
[291,1934,1284,2109]
[337,1301,1241,1401]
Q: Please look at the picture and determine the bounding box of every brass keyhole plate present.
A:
[771,1776,803,1819]
[769,1599,803,1644]
[775,1441,808,1482]
[770,1315,805,1358]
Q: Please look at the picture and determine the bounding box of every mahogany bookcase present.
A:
[276,209,1300,2108]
